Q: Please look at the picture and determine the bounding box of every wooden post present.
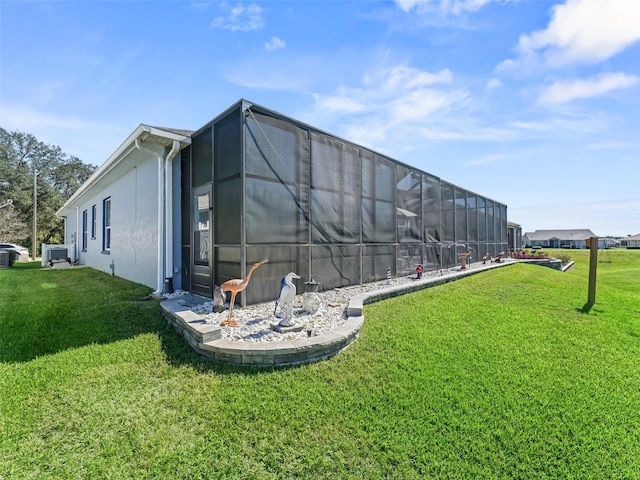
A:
[32,169,37,261]
[587,236,598,305]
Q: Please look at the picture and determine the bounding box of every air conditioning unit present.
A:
[41,244,75,267]
[46,247,71,269]
[48,247,68,261]
[0,250,9,269]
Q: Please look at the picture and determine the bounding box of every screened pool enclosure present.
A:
[181,100,508,305]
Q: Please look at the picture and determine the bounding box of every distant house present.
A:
[620,233,640,249]
[523,229,601,249]
[602,237,621,249]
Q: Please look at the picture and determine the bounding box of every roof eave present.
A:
[56,125,191,217]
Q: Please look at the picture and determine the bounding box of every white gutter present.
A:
[135,139,165,296]
[56,125,190,218]
[75,206,80,261]
[56,126,147,218]
[164,140,180,291]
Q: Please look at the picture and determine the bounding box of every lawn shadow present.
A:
[576,302,605,315]
[579,302,594,314]
[1,266,300,375]
[0,267,169,363]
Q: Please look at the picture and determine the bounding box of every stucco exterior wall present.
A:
[66,155,160,289]
[109,159,159,288]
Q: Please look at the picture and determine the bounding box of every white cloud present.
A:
[538,72,639,105]
[265,36,286,52]
[314,64,453,102]
[191,2,210,10]
[389,87,457,123]
[512,0,640,68]
[394,0,492,15]
[312,65,458,122]
[411,124,514,142]
[308,63,475,151]
[508,114,607,137]
[221,52,351,92]
[486,78,501,90]
[381,64,452,90]
[0,104,101,131]
[224,69,303,91]
[584,140,634,150]
[313,93,366,114]
[394,0,421,11]
[0,104,128,165]
[211,3,264,32]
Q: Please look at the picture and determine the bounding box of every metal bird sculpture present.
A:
[220,258,268,327]
[274,272,300,327]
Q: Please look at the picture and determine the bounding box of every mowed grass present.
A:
[1,251,639,479]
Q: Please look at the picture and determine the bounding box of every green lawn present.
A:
[1,252,639,479]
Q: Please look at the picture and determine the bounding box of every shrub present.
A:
[511,251,550,260]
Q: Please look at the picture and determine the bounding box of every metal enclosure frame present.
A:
[182,100,508,306]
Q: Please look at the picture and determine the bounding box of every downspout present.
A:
[75,206,80,261]
[164,140,180,293]
[135,138,165,295]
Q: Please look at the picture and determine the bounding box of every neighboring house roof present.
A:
[507,221,521,228]
[623,233,640,241]
[523,229,597,241]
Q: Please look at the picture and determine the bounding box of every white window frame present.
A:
[102,197,111,253]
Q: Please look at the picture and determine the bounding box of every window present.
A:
[82,210,88,251]
[91,204,97,239]
[102,197,111,252]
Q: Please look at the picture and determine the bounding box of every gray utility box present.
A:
[0,250,9,268]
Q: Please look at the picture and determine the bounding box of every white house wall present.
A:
[67,155,160,289]
[111,159,159,287]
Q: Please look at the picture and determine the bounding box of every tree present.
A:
[0,205,29,241]
[0,128,97,255]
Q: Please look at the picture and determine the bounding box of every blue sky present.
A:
[1,0,639,236]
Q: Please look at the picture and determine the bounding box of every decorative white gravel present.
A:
[164,260,504,343]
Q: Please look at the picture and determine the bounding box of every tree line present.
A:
[0,128,97,256]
